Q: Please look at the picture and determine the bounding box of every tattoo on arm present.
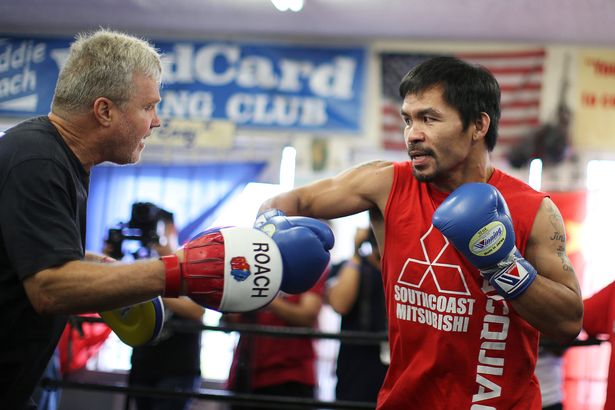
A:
[556,245,574,272]
[546,201,574,273]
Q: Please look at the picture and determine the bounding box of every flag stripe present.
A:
[499,117,540,127]
[456,50,546,59]
[501,100,540,109]
[499,83,543,92]
[486,66,544,76]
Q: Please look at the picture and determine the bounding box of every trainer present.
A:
[0,29,333,409]
[255,56,583,409]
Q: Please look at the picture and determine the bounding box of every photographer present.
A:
[326,227,388,405]
[104,202,175,261]
[104,203,204,410]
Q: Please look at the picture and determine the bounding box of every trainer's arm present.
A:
[512,198,583,342]
[23,259,166,315]
[84,251,115,263]
[259,160,394,219]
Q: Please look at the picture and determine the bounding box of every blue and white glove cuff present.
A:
[254,208,286,229]
[481,249,537,299]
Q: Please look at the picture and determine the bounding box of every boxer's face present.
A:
[112,73,161,164]
[401,85,474,185]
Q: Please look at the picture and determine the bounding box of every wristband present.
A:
[480,249,537,299]
[160,254,181,297]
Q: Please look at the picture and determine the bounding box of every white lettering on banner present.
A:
[163,43,357,99]
[0,41,46,101]
[278,59,313,92]
[310,57,356,99]
[0,67,36,98]
[0,41,46,73]
[226,93,327,126]
[472,286,511,407]
[159,91,215,119]
[393,284,475,333]
[236,56,278,89]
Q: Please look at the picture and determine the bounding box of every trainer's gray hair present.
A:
[51,28,162,114]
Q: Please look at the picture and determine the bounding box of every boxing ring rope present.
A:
[46,315,605,409]
[69,314,607,347]
[39,378,376,409]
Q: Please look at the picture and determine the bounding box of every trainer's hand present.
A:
[99,297,165,347]
[432,183,537,299]
[257,214,334,294]
[161,227,284,312]
[96,256,165,346]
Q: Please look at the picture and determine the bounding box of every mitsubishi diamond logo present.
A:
[398,224,471,296]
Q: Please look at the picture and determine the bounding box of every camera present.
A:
[105,202,174,260]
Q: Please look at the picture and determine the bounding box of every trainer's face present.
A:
[401,85,473,184]
[112,73,161,164]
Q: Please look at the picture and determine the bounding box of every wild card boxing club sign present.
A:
[0,35,366,133]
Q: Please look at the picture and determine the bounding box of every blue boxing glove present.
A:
[256,210,334,294]
[432,183,537,299]
[254,208,286,229]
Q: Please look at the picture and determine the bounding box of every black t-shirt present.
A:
[328,256,389,403]
[0,116,89,409]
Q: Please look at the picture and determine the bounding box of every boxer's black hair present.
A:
[399,56,501,152]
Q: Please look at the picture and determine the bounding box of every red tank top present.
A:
[378,162,546,410]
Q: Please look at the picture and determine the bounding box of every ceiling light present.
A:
[271,0,304,12]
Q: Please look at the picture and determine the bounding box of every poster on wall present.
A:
[574,49,615,151]
[0,37,70,115]
[379,49,546,162]
[0,35,366,133]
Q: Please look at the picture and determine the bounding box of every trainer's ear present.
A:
[92,97,114,127]
[473,112,491,142]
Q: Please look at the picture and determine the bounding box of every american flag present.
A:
[380,50,546,162]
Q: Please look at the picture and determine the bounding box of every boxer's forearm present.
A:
[509,274,582,343]
[259,191,303,216]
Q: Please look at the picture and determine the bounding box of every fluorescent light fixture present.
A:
[528,158,542,191]
[279,146,296,191]
[271,0,304,12]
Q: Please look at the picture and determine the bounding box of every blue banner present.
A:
[0,35,365,133]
